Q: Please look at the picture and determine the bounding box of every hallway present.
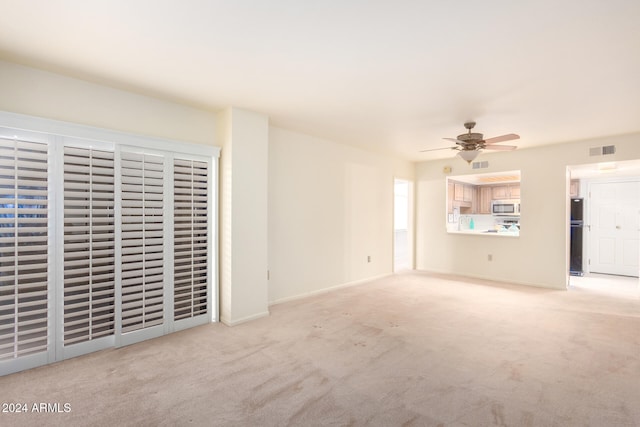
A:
[569,272,640,299]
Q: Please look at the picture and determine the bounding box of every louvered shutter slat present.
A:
[173,158,209,321]
[119,151,166,333]
[0,139,49,361]
[62,147,115,346]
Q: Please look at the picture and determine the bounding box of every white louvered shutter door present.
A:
[120,152,165,333]
[0,138,49,360]
[63,147,115,346]
[173,159,209,321]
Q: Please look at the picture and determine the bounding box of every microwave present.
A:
[491,199,520,216]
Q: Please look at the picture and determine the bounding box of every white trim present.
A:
[59,135,115,152]
[0,126,50,144]
[210,154,219,322]
[165,153,175,334]
[62,336,115,360]
[52,136,65,362]
[0,352,50,377]
[412,269,565,290]
[174,313,210,332]
[117,324,165,348]
[220,310,270,327]
[114,144,124,347]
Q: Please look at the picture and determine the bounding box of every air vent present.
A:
[472,161,489,169]
[590,145,616,156]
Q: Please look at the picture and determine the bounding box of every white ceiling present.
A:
[1,1,639,162]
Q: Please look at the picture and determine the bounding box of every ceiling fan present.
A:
[422,121,519,163]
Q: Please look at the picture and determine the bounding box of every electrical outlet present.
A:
[487,254,493,261]
[367,256,371,263]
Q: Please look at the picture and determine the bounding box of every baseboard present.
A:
[269,273,393,306]
[220,310,270,327]
[414,268,566,290]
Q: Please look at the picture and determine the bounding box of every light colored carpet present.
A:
[1,271,639,426]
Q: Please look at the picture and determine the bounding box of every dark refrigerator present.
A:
[570,198,584,276]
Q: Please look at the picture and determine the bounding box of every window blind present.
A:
[120,152,165,334]
[173,159,208,320]
[0,113,217,376]
[0,138,48,360]
[63,147,115,346]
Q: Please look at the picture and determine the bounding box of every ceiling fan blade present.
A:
[420,146,458,152]
[484,133,520,145]
[484,145,517,151]
[443,137,465,144]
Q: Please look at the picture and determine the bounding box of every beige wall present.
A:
[218,108,270,325]
[0,60,216,145]
[268,126,414,303]
[415,133,640,289]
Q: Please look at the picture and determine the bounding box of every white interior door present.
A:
[589,181,640,277]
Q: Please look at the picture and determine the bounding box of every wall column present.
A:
[217,107,269,325]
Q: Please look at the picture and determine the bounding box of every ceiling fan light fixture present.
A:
[421,122,519,161]
[458,150,479,164]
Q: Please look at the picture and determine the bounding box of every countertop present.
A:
[448,229,519,237]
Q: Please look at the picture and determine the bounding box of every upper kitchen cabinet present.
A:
[463,184,474,202]
[449,180,477,213]
[453,182,464,201]
[491,183,520,200]
[478,186,493,214]
[453,182,474,202]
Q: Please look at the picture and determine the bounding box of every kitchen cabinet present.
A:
[446,179,529,214]
[454,183,465,201]
[453,181,473,202]
[449,180,476,213]
[491,185,508,199]
[492,184,520,200]
[478,186,492,214]
[463,185,473,202]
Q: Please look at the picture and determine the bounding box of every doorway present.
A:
[394,179,412,271]
[568,161,640,295]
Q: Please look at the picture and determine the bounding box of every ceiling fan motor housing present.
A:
[458,121,483,147]
[458,132,483,142]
